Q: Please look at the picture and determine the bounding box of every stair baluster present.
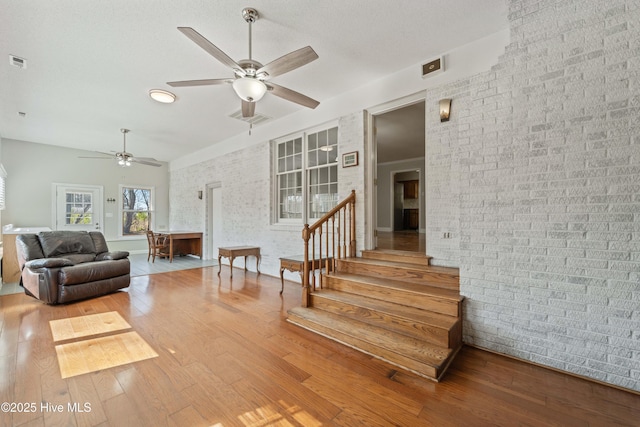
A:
[301,190,356,307]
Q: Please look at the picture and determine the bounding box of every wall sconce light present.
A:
[198,191,203,200]
[439,98,452,122]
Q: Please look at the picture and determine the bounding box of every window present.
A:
[64,191,93,225]
[121,185,154,236]
[0,164,6,211]
[275,124,338,223]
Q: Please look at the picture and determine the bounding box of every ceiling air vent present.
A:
[9,55,27,69]
[421,56,443,78]
[229,110,271,126]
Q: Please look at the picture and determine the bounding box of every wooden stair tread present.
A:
[342,257,459,276]
[362,250,432,266]
[311,289,458,330]
[288,307,455,379]
[365,249,431,257]
[327,272,462,301]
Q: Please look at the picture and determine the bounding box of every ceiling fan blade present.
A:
[241,100,255,118]
[266,82,320,109]
[177,27,245,75]
[78,156,112,160]
[131,157,162,167]
[167,78,232,87]
[257,46,318,79]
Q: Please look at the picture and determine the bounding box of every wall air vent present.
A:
[229,110,271,126]
[9,55,27,69]
[421,56,443,78]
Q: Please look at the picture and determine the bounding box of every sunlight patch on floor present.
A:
[50,311,157,379]
[50,311,131,341]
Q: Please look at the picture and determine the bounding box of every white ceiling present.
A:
[0,1,508,164]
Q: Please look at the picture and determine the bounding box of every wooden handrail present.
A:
[301,190,356,307]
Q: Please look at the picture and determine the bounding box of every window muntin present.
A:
[65,191,93,225]
[275,125,338,223]
[121,186,153,236]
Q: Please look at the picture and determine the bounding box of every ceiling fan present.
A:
[167,7,320,118]
[80,129,162,167]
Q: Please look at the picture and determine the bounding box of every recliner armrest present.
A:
[95,251,130,261]
[25,258,74,270]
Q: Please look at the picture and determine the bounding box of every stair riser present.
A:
[287,315,442,380]
[361,251,431,266]
[337,260,459,290]
[309,294,456,347]
[325,276,461,317]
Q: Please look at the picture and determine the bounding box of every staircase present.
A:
[287,249,463,381]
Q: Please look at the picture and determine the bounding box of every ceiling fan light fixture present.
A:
[149,89,176,104]
[232,77,267,102]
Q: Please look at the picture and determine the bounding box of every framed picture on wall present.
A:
[342,151,358,168]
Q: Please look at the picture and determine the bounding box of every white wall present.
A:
[2,139,169,252]
[425,0,640,391]
[169,112,366,280]
[167,0,640,391]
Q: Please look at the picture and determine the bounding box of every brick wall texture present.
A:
[169,112,365,279]
[426,0,640,390]
[171,0,639,391]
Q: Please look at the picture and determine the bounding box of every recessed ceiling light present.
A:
[149,89,176,104]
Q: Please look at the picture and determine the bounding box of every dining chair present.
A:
[146,230,169,263]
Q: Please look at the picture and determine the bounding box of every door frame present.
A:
[205,181,222,260]
[51,183,104,233]
[365,91,426,250]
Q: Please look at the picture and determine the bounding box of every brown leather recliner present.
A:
[16,231,130,304]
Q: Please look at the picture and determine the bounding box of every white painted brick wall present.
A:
[427,0,640,391]
[169,112,366,283]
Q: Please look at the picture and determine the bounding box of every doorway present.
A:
[52,183,103,233]
[205,182,223,260]
[369,98,426,252]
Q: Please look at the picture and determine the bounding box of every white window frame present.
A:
[0,164,6,211]
[273,122,339,225]
[119,184,155,238]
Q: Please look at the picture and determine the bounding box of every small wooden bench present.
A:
[218,246,261,278]
[279,255,333,294]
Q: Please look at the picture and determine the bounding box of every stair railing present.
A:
[301,190,356,307]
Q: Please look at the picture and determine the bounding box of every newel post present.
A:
[301,224,311,307]
[349,190,356,257]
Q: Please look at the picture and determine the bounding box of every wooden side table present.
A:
[218,246,261,278]
[279,255,333,294]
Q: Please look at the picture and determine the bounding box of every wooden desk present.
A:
[279,255,333,294]
[164,231,203,262]
[218,246,261,277]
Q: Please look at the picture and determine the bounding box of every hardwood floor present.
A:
[0,267,638,426]
[377,231,425,252]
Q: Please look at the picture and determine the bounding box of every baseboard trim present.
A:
[464,343,639,396]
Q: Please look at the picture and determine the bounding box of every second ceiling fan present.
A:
[168,7,320,118]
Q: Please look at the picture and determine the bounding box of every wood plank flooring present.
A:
[0,267,638,426]
[377,231,425,252]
